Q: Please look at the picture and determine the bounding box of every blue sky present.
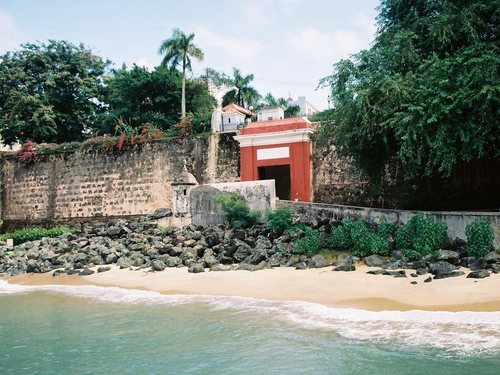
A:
[0,0,380,110]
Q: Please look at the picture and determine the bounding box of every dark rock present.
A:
[467,270,490,279]
[52,269,64,277]
[470,258,487,271]
[106,226,122,237]
[150,208,172,219]
[204,233,220,248]
[367,269,385,275]
[105,253,118,264]
[424,276,432,283]
[310,255,328,268]
[66,269,80,275]
[116,257,132,269]
[249,249,267,265]
[411,281,418,285]
[364,254,386,268]
[232,229,246,240]
[210,264,234,272]
[383,270,406,277]
[437,249,460,265]
[268,253,283,267]
[460,257,475,268]
[417,266,429,275]
[79,268,95,276]
[295,262,308,270]
[238,261,270,272]
[26,259,39,273]
[410,273,418,278]
[433,271,465,279]
[97,266,111,273]
[333,264,355,272]
[484,252,499,264]
[429,261,458,277]
[488,264,500,274]
[151,260,166,272]
[188,263,205,273]
[390,250,406,262]
[201,249,218,268]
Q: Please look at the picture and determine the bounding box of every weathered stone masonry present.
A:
[0,134,241,229]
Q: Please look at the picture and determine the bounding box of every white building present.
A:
[257,106,285,121]
[287,96,318,117]
[211,103,255,133]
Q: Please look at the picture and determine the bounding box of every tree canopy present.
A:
[0,40,109,145]
[321,0,500,181]
[158,28,204,118]
[222,68,261,108]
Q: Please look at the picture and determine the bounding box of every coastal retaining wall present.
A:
[0,133,240,230]
[278,200,500,248]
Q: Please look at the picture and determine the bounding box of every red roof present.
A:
[222,103,255,117]
[239,117,311,135]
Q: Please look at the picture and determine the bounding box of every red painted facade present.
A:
[235,117,314,202]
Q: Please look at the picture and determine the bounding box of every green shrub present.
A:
[377,218,396,239]
[293,227,321,257]
[214,192,258,229]
[265,207,294,232]
[0,226,77,246]
[395,214,447,260]
[466,219,494,258]
[330,219,389,257]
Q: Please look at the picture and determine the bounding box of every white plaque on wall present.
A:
[257,146,290,160]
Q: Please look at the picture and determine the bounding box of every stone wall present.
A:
[277,200,500,248]
[1,133,240,229]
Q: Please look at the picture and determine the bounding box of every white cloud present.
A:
[0,9,25,53]
[194,26,263,73]
[353,13,377,41]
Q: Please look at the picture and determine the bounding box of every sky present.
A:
[0,0,380,110]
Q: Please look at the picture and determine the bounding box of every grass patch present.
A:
[0,226,77,246]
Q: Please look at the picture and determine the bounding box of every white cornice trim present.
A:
[234,128,314,147]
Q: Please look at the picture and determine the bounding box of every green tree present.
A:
[321,0,500,181]
[158,28,204,118]
[222,68,261,108]
[0,40,109,144]
[97,65,216,136]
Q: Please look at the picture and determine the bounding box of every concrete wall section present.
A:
[278,200,500,248]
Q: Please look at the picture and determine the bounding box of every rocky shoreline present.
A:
[1,218,498,282]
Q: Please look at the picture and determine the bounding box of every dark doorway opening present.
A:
[258,165,291,200]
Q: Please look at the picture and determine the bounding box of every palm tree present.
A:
[222,68,261,108]
[158,28,204,118]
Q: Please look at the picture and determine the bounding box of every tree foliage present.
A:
[222,68,261,108]
[321,0,500,181]
[158,28,204,118]
[0,40,109,145]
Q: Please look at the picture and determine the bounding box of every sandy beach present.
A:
[6,265,500,312]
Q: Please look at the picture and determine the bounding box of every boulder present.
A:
[469,258,487,271]
[333,253,355,271]
[484,252,499,264]
[433,271,465,279]
[150,208,172,219]
[97,266,111,273]
[201,250,218,268]
[105,253,118,264]
[429,261,458,277]
[437,249,460,265]
[364,254,386,268]
[79,268,95,276]
[268,253,283,267]
[295,262,308,270]
[424,276,432,283]
[188,263,205,273]
[210,264,234,272]
[366,268,385,275]
[467,270,490,279]
[151,260,166,272]
[238,261,270,272]
[249,249,267,265]
[383,270,406,277]
[488,264,500,274]
[310,255,328,268]
[416,267,428,275]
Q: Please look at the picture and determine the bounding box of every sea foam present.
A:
[1,279,499,355]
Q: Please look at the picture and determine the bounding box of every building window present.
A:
[228,118,231,123]
[268,116,273,120]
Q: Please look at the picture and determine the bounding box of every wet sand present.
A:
[6,265,500,312]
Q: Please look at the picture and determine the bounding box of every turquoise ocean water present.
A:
[1,280,499,374]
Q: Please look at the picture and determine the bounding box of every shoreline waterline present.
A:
[4,265,500,312]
